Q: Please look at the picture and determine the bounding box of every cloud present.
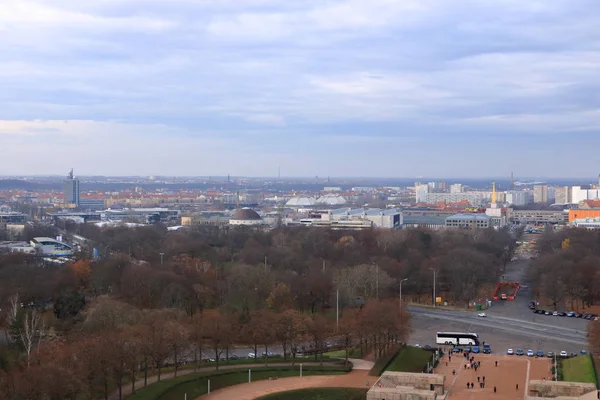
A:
[1,0,600,176]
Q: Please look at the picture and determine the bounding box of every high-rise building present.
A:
[533,184,548,204]
[415,184,429,203]
[450,183,464,193]
[63,169,80,206]
[554,186,572,205]
[506,190,532,206]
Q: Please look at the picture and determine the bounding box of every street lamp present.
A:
[399,278,408,314]
[159,252,164,267]
[429,268,437,307]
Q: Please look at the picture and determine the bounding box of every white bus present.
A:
[436,332,479,346]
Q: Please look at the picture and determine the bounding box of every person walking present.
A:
[483,376,486,383]
[477,377,480,383]
[495,360,498,367]
[516,384,519,390]
[494,386,497,393]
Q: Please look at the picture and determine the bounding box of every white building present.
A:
[316,194,347,206]
[506,191,532,206]
[572,217,600,230]
[450,184,464,193]
[572,187,600,204]
[30,237,74,256]
[423,192,491,206]
[285,196,317,208]
[415,184,429,203]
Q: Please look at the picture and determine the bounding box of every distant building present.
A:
[79,198,105,211]
[572,186,600,204]
[415,184,429,203]
[401,214,447,229]
[30,237,74,257]
[554,186,572,205]
[450,184,464,193]
[505,191,532,206]
[0,212,26,223]
[569,209,600,223]
[508,209,568,225]
[63,169,80,206]
[229,208,265,226]
[533,185,548,204]
[572,217,600,230]
[445,214,492,229]
[423,192,491,206]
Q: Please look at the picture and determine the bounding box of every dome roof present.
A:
[317,194,347,205]
[231,208,262,220]
[285,196,317,207]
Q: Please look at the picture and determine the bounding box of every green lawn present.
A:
[384,346,433,373]
[322,347,362,358]
[561,355,598,385]
[127,366,350,400]
[256,387,368,400]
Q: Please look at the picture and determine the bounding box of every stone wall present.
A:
[528,380,596,398]
[367,386,437,400]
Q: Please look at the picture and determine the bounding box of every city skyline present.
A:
[1,1,600,177]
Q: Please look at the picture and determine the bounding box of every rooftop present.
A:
[447,213,491,221]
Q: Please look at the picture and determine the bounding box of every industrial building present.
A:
[0,212,27,223]
[327,208,402,228]
[445,214,492,229]
[401,214,448,229]
[569,209,600,223]
[508,209,568,225]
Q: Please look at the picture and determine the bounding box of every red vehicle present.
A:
[493,282,520,300]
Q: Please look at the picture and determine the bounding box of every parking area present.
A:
[435,353,551,400]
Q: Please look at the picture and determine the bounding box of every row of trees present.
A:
[0,296,409,400]
[531,228,600,311]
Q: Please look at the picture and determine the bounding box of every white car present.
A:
[527,349,534,357]
[553,311,559,316]
[477,313,487,317]
[248,352,256,358]
[560,351,568,357]
[507,348,514,355]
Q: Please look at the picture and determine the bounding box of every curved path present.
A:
[109,361,340,400]
[195,369,370,400]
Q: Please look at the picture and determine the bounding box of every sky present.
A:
[1,0,600,178]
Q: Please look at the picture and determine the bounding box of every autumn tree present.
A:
[266,283,296,312]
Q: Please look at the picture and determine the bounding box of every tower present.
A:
[491,181,497,204]
[63,169,80,207]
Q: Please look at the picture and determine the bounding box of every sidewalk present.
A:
[108,361,341,400]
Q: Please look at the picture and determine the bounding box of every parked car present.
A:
[567,312,576,317]
[545,311,552,315]
[516,348,524,356]
[576,313,583,318]
[230,355,240,360]
[262,351,274,357]
[452,347,462,353]
[477,312,487,317]
[483,344,492,354]
[536,350,544,358]
[558,312,567,316]
[560,351,568,358]
[570,352,578,357]
[581,350,588,355]
[464,345,472,353]
[534,309,544,314]
[552,311,559,316]
[527,349,534,357]
[507,348,514,355]
[472,346,480,354]
[248,352,256,358]
[547,352,554,358]
[424,345,432,350]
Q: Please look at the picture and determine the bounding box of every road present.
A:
[408,238,590,355]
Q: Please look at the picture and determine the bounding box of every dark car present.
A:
[472,346,480,354]
[516,348,524,356]
[576,313,584,318]
[230,355,240,360]
[452,347,462,353]
[558,312,567,317]
[536,350,544,358]
[534,309,544,314]
[424,344,432,350]
[483,344,492,354]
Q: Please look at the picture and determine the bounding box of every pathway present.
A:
[195,369,370,400]
[109,361,340,400]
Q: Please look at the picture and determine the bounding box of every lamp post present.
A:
[159,252,164,267]
[429,268,437,307]
[399,278,408,313]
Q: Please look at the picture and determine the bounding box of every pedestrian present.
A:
[494,386,497,393]
[466,382,470,389]
[483,376,486,383]
[464,364,467,369]
[480,382,484,388]
[516,384,519,390]
[449,355,452,362]
[446,362,448,366]
[477,376,480,383]
[471,382,474,389]
[495,360,498,367]
[452,369,456,376]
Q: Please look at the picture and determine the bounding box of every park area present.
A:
[560,355,598,385]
